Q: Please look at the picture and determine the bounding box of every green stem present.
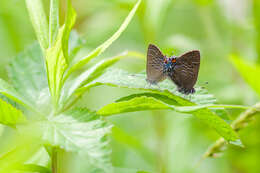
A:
[206,104,258,111]
[52,148,58,173]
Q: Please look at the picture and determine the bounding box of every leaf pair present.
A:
[73,68,245,143]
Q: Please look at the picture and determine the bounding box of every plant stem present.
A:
[202,102,260,159]
[52,148,58,173]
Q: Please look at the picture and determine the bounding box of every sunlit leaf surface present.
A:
[0,99,26,126]
[0,78,35,111]
[7,43,48,103]
[20,108,113,171]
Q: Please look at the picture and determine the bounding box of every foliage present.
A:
[201,54,260,160]
[1,0,143,172]
[0,0,259,172]
[0,98,26,127]
[230,55,260,98]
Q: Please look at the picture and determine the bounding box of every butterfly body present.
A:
[146,44,200,94]
[163,57,177,73]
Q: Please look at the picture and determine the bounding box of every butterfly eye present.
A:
[171,58,176,63]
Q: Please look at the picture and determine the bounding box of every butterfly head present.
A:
[163,56,177,73]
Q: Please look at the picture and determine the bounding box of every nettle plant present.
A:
[0,0,258,172]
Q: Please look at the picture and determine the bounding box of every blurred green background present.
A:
[1,0,260,172]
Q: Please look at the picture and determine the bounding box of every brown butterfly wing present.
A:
[170,50,200,93]
[146,44,166,84]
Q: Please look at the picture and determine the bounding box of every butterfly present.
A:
[146,44,200,94]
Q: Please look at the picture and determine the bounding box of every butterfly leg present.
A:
[146,78,158,85]
[146,78,158,88]
[177,87,185,94]
[187,88,195,94]
[178,87,195,95]
[146,79,162,90]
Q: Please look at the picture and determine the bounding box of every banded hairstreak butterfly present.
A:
[146,44,200,94]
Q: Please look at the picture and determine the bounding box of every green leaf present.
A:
[0,143,41,173]
[115,93,251,112]
[78,68,246,121]
[230,54,260,97]
[25,147,50,170]
[62,0,77,61]
[211,109,230,123]
[15,164,51,173]
[0,99,26,126]
[116,92,180,105]
[78,68,217,106]
[46,0,76,107]
[98,96,169,115]
[76,68,242,142]
[0,94,19,109]
[98,95,240,142]
[61,52,129,105]
[79,68,232,120]
[25,0,49,50]
[49,0,59,46]
[7,43,48,103]
[19,108,113,170]
[0,78,35,111]
[65,0,141,78]
[45,26,68,107]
